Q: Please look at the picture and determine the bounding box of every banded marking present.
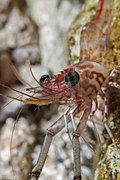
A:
[85,84,98,97]
[89,71,105,86]
[77,64,94,70]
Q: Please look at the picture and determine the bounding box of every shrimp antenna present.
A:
[10,107,23,178]
[27,60,40,85]
[11,65,33,88]
[0,92,25,103]
[0,83,39,100]
[0,95,22,111]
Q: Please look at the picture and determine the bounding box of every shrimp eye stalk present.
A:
[65,70,80,87]
[39,75,51,86]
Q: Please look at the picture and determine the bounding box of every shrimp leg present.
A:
[30,104,82,180]
[30,113,67,180]
[101,90,117,148]
[72,105,91,180]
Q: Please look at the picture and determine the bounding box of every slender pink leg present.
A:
[30,113,67,180]
[102,89,117,147]
[30,133,53,180]
[90,99,102,146]
[72,105,91,180]
[30,104,82,180]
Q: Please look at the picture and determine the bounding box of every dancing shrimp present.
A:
[0,0,119,179]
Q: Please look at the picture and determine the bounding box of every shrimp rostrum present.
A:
[0,0,119,179]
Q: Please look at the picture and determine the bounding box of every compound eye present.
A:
[65,70,80,87]
[39,74,50,85]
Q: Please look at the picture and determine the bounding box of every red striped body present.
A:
[0,0,112,107]
[73,61,108,100]
[27,61,108,107]
[17,0,113,106]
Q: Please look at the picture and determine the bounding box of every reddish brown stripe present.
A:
[89,71,105,86]
[85,84,98,97]
[77,64,94,69]
[104,112,108,119]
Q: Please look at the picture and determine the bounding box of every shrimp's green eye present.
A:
[40,75,50,85]
[65,70,80,87]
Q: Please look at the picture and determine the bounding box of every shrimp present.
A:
[0,0,119,180]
